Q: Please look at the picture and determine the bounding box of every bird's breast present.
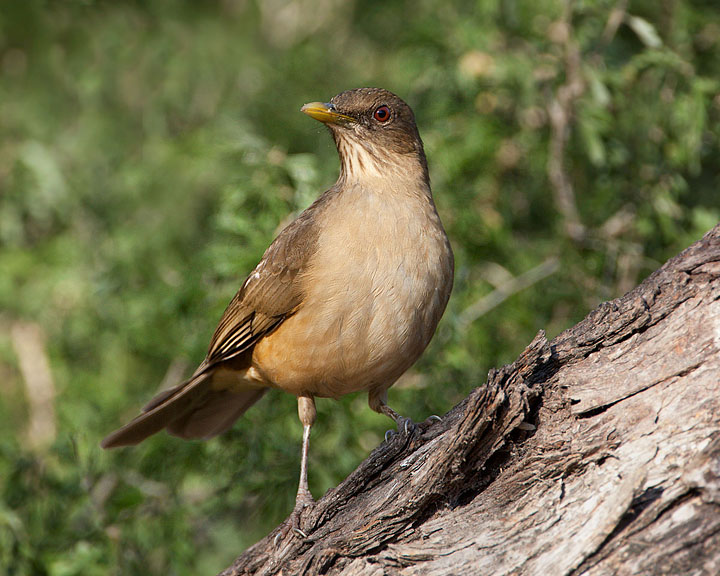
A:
[251,182,453,398]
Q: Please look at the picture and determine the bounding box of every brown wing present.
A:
[203,205,321,368]
[101,202,323,449]
[101,199,327,449]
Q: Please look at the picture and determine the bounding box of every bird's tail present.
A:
[101,372,266,448]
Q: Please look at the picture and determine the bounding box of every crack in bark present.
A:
[575,360,704,418]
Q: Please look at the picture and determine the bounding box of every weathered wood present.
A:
[222,224,720,576]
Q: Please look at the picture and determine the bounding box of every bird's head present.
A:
[302,88,428,184]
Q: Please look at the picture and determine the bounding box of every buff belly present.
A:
[250,183,451,398]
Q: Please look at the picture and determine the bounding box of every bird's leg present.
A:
[295,414,314,510]
[368,389,417,441]
[285,395,316,540]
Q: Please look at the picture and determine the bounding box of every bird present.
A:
[101,87,454,533]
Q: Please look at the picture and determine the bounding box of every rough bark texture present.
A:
[222,225,720,576]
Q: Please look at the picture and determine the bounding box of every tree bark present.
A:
[222,224,720,576]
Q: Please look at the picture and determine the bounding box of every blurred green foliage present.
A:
[1,0,718,574]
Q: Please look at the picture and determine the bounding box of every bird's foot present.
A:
[384,414,442,442]
[384,416,417,442]
[273,490,315,547]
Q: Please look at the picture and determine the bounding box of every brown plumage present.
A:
[102,87,454,531]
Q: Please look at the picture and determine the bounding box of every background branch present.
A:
[547,0,587,242]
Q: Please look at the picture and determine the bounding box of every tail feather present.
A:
[167,388,266,439]
[101,371,266,448]
[101,373,213,448]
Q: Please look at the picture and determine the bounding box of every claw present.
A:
[384,416,418,442]
[273,490,314,547]
[399,416,417,435]
[274,506,312,546]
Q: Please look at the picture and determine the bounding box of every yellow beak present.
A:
[301,102,355,125]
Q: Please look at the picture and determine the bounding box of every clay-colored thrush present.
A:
[102,87,454,525]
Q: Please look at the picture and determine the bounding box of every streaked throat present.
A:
[334,134,426,188]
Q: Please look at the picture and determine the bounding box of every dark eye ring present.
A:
[373,105,391,123]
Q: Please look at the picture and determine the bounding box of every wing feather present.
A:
[204,203,322,366]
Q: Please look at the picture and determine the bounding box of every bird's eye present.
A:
[373,105,391,123]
